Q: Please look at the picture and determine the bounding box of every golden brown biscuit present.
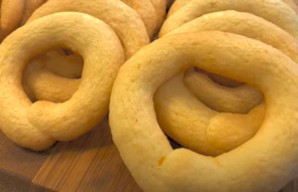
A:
[0,12,124,150]
[110,31,298,192]
[154,11,298,155]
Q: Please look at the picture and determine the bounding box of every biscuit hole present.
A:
[22,48,83,103]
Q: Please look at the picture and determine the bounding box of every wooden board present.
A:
[0,117,297,192]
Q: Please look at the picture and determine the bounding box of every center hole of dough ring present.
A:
[0,12,124,151]
[23,49,84,103]
[110,32,298,192]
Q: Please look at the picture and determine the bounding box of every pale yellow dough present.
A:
[110,31,298,192]
[0,12,124,150]
[153,11,298,154]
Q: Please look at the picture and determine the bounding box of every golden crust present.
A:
[154,11,298,155]
[0,12,125,150]
[110,31,298,192]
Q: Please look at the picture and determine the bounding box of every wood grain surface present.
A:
[0,117,297,192]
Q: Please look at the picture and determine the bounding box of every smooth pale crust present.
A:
[121,0,158,38]
[27,0,149,58]
[159,0,298,38]
[167,10,298,113]
[0,0,25,40]
[110,31,298,192]
[21,0,46,24]
[0,12,124,150]
[23,51,83,102]
[154,74,264,155]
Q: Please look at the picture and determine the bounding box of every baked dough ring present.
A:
[159,0,298,38]
[24,0,149,102]
[166,10,298,113]
[154,11,298,155]
[0,0,25,41]
[0,12,124,150]
[110,31,298,192]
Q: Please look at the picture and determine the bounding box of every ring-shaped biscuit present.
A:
[154,11,298,155]
[159,0,298,38]
[0,12,124,150]
[110,31,298,192]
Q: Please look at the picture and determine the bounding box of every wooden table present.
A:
[0,117,297,192]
